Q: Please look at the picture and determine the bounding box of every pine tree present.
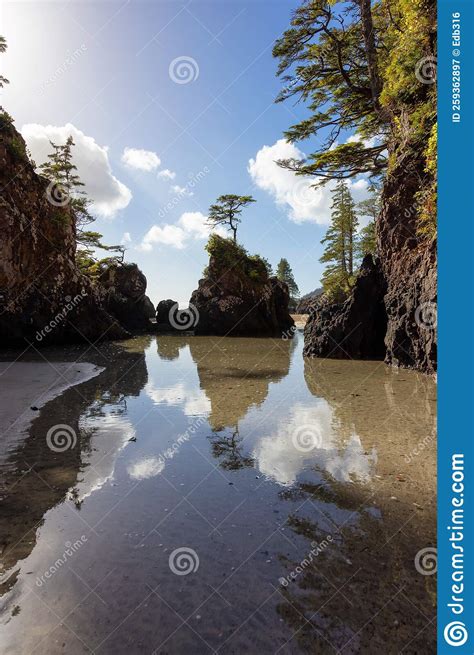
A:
[40,137,124,275]
[356,183,380,257]
[320,181,358,301]
[0,36,8,88]
[207,195,255,242]
[276,258,300,308]
[357,222,377,258]
[40,136,93,234]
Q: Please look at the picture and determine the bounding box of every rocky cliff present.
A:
[100,263,155,332]
[304,171,437,374]
[190,235,294,337]
[304,255,387,360]
[0,113,147,346]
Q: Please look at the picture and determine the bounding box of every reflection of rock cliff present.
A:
[0,345,148,597]
[274,359,437,653]
[188,337,293,431]
[303,357,436,453]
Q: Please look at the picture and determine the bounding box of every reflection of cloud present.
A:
[145,381,210,416]
[77,411,136,498]
[127,457,165,480]
[253,402,376,486]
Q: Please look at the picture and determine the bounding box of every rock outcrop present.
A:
[304,162,437,374]
[100,263,155,332]
[296,288,323,314]
[304,255,387,360]
[190,235,294,337]
[155,298,181,332]
[378,162,437,374]
[0,114,128,346]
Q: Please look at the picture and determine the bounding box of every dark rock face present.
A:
[100,263,155,332]
[190,245,294,337]
[303,157,437,374]
[304,256,387,360]
[155,299,177,331]
[296,288,323,314]
[378,163,437,374]
[0,117,128,346]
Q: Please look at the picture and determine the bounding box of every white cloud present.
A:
[158,168,176,180]
[121,146,161,171]
[248,138,370,225]
[139,224,187,250]
[22,123,132,218]
[170,184,193,197]
[138,211,226,252]
[121,231,132,245]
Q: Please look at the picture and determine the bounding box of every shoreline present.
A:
[0,361,104,463]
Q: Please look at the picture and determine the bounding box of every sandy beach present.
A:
[0,361,104,463]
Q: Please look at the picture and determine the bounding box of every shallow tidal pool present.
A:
[0,333,437,654]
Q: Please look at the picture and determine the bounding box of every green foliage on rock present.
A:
[205,234,269,285]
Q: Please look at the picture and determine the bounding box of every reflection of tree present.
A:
[188,336,293,431]
[304,357,437,450]
[0,347,149,599]
[272,359,437,653]
[154,335,189,361]
[208,427,254,471]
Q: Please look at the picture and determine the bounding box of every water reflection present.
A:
[253,401,377,486]
[0,334,436,654]
[188,337,294,431]
[0,346,149,597]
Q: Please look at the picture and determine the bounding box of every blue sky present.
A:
[1,0,370,305]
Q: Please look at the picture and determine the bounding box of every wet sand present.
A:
[0,362,104,464]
